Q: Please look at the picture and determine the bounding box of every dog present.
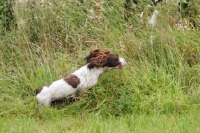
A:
[35,49,127,106]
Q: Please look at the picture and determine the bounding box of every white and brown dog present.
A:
[36,49,127,106]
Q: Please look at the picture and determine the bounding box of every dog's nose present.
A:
[119,58,127,65]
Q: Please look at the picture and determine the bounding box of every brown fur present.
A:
[64,75,80,88]
[36,87,43,95]
[35,83,52,95]
[85,49,112,68]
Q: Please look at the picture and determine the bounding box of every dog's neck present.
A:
[72,64,108,89]
[73,65,108,78]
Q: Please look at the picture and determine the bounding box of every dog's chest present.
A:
[73,66,104,89]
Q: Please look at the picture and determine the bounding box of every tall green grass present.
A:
[0,0,200,132]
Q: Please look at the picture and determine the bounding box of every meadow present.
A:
[0,0,200,132]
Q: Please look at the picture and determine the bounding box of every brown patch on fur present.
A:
[64,75,80,88]
[85,49,112,68]
[35,83,52,95]
[36,87,43,95]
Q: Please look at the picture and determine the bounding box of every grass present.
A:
[0,0,200,132]
[1,111,200,133]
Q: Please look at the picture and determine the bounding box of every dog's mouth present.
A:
[118,64,124,69]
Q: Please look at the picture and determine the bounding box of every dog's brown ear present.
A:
[85,49,100,63]
[90,56,108,67]
[86,49,111,69]
[87,57,107,69]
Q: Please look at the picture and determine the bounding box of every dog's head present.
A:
[85,49,127,69]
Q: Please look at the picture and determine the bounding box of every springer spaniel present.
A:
[36,49,127,106]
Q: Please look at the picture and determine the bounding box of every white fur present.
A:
[36,80,75,106]
[36,57,127,107]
